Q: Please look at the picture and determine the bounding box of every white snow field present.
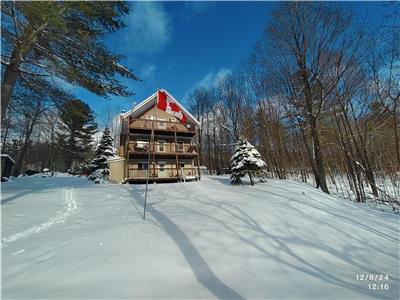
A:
[1,175,399,299]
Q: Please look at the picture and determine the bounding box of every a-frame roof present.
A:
[121,89,200,126]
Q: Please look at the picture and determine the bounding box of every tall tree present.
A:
[58,99,97,171]
[188,87,211,166]
[255,2,361,193]
[10,86,47,176]
[370,28,400,168]
[1,1,139,122]
[6,77,72,176]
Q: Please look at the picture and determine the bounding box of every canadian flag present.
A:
[157,90,187,123]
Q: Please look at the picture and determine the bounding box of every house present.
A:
[109,89,201,184]
[1,154,15,181]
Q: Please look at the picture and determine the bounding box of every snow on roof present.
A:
[1,154,15,164]
[121,89,201,126]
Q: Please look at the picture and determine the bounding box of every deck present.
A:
[126,167,199,183]
[127,141,198,156]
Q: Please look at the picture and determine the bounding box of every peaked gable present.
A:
[122,89,200,126]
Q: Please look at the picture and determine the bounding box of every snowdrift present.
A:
[1,175,398,299]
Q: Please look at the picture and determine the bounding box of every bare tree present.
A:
[252,2,364,194]
[370,28,400,168]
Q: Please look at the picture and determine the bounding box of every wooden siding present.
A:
[127,141,197,155]
[129,118,196,133]
[127,159,197,180]
[119,97,200,182]
[129,105,196,133]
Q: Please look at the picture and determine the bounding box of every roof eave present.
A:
[121,89,201,127]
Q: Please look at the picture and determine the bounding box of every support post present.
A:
[143,148,151,220]
[144,127,154,220]
[125,123,129,182]
[196,126,201,180]
[175,130,180,181]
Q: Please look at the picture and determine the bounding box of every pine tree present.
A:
[88,127,117,182]
[57,99,97,171]
[230,138,267,185]
[1,1,139,122]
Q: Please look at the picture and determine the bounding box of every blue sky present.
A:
[71,1,392,127]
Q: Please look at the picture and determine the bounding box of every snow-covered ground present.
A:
[1,175,399,299]
[285,172,400,212]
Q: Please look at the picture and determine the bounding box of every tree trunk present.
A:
[298,61,329,194]
[310,116,329,193]
[1,119,11,152]
[393,113,400,169]
[248,172,254,185]
[48,143,55,170]
[334,113,362,202]
[1,22,49,123]
[12,118,37,176]
[299,125,323,189]
[1,48,21,122]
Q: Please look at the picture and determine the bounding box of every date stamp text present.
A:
[356,274,390,290]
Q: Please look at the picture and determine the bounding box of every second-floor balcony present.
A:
[129,117,196,133]
[127,141,198,155]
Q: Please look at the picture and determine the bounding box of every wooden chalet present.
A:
[109,89,201,183]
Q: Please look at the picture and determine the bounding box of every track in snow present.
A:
[1,188,78,248]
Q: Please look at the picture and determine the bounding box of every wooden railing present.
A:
[127,167,199,179]
[127,141,197,154]
[129,118,196,133]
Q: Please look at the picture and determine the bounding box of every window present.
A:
[158,140,165,152]
[158,162,166,171]
[157,116,167,129]
[144,115,154,129]
[176,141,184,152]
[138,162,148,170]
[135,139,149,152]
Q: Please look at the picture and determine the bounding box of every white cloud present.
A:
[196,68,232,89]
[124,2,172,54]
[182,2,213,21]
[183,68,232,100]
[138,63,157,87]
[141,64,157,81]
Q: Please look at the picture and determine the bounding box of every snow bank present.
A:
[1,175,398,299]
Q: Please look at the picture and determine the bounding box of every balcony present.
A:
[129,118,196,133]
[127,167,199,180]
[127,141,198,155]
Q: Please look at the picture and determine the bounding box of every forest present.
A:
[186,3,399,207]
[1,2,399,208]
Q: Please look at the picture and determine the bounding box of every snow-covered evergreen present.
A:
[88,127,117,182]
[230,137,267,185]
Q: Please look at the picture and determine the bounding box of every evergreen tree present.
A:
[88,128,117,183]
[57,99,97,171]
[89,127,117,173]
[230,138,267,185]
[1,1,139,122]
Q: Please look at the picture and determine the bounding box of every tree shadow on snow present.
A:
[249,184,399,244]
[207,175,267,187]
[123,179,398,299]
[124,185,245,300]
[183,185,398,299]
